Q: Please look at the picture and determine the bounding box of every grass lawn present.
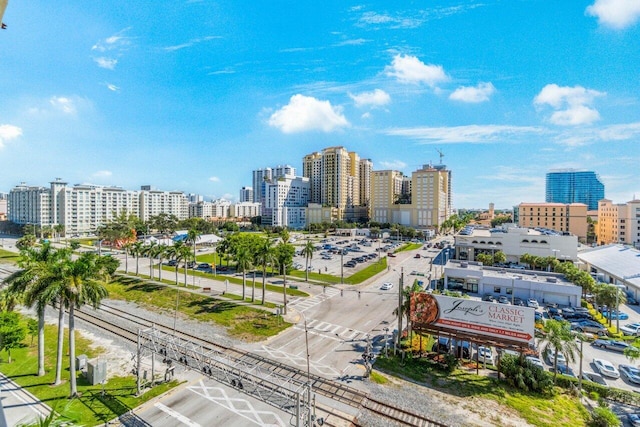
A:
[1,319,178,426]
[396,243,422,252]
[288,258,388,285]
[106,277,291,341]
[0,248,20,263]
[374,355,590,427]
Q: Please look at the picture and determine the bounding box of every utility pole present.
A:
[397,267,404,350]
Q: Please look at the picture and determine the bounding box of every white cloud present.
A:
[163,36,222,52]
[92,170,112,178]
[91,28,132,52]
[385,124,545,144]
[94,57,118,70]
[378,160,407,170]
[556,122,640,146]
[268,94,349,133]
[334,38,368,47]
[385,54,449,87]
[586,0,640,29]
[209,176,220,182]
[449,82,496,103]
[106,83,120,92]
[49,96,76,114]
[349,89,391,108]
[534,84,605,126]
[0,124,22,148]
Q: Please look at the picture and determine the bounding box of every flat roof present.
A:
[446,260,574,287]
[578,245,640,287]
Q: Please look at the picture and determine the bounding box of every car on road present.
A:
[387,252,396,257]
[593,358,620,378]
[414,253,421,258]
[620,323,640,336]
[476,346,494,365]
[629,413,640,427]
[592,339,630,353]
[380,282,394,290]
[527,299,539,309]
[571,320,607,336]
[581,371,608,387]
[619,364,640,385]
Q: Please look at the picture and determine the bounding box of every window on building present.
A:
[494,286,501,293]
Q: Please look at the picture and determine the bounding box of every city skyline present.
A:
[1,1,639,209]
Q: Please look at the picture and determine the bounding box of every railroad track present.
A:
[74,303,447,426]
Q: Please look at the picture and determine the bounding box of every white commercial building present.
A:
[577,244,640,300]
[454,224,578,263]
[444,260,582,307]
[230,202,261,219]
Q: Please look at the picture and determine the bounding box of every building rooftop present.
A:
[578,245,640,288]
[446,260,574,287]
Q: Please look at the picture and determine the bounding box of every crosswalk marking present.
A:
[155,402,201,427]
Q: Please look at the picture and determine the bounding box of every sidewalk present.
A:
[0,371,51,427]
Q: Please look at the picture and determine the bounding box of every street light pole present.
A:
[397,267,404,350]
[577,337,584,394]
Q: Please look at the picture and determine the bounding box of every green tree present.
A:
[16,234,36,250]
[57,253,109,397]
[0,311,26,363]
[493,250,507,265]
[186,228,200,265]
[27,318,38,347]
[594,283,626,328]
[301,239,315,282]
[539,319,578,382]
[235,244,253,301]
[255,238,275,305]
[476,253,493,266]
[130,241,144,275]
[273,242,295,314]
[392,281,422,350]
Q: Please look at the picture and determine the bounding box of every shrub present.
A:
[589,406,621,427]
[499,354,553,392]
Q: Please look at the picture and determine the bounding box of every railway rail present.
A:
[74,302,446,426]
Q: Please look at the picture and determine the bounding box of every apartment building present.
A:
[239,186,253,203]
[517,202,587,242]
[598,199,640,248]
[370,170,404,223]
[546,169,604,211]
[263,176,310,228]
[8,178,188,236]
[410,163,452,229]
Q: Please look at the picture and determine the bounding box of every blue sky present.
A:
[1,0,639,209]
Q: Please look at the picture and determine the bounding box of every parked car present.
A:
[581,371,609,387]
[527,298,539,309]
[217,265,228,271]
[620,323,640,336]
[476,346,494,365]
[593,358,620,378]
[513,297,525,306]
[498,296,511,305]
[571,320,607,336]
[432,337,451,353]
[547,306,561,317]
[380,282,394,290]
[186,261,197,269]
[628,413,640,427]
[545,352,566,366]
[167,259,178,267]
[602,310,629,320]
[387,252,396,257]
[525,356,545,370]
[414,253,421,259]
[197,262,211,269]
[619,365,640,385]
[627,296,639,305]
[482,294,496,302]
[550,364,575,377]
[592,339,630,353]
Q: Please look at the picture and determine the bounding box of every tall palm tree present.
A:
[130,241,144,276]
[539,319,578,382]
[122,242,132,274]
[392,281,423,351]
[186,228,200,265]
[143,241,157,280]
[302,239,314,282]
[153,244,167,281]
[178,244,192,287]
[235,245,253,301]
[273,242,294,314]
[57,253,109,397]
[166,241,184,286]
[4,244,68,377]
[255,238,275,305]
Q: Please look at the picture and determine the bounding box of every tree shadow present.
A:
[186,299,239,315]
[127,283,166,293]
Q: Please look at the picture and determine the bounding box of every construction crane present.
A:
[436,149,444,164]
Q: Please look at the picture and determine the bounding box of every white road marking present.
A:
[154,402,201,427]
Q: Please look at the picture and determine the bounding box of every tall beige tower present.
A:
[410,164,452,228]
[371,170,404,223]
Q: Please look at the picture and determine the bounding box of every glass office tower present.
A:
[545,170,604,210]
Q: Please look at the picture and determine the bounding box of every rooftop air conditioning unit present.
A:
[546,277,557,283]
[460,262,468,268]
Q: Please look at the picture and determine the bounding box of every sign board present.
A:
[410,294,535,344]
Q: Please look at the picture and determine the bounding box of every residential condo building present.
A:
[545,169,604,211]
[597,198,640,248]
[517,202,588,242]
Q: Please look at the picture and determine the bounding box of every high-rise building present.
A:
[251,165,296,205]
[598,198,640,248]
[410,164,452,228]
[545,169,604,210]
[370,170,404,223]
[263,176,310,228]
[239,186,253,203]
[302,152,322,204]
[358,158,373,207]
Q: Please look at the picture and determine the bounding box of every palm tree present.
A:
[539,319,578,382]
[143,241,157,280]
[122,242,132,274]
[178,244,192,287]
[186,228,200,265]
[255,238,275,305]
[392,281,423,351]
[4,244,68,377]
[235,245,253,301]
[130,241,144,276]
[302,239,314,282]
[57,253,109,397]
[273,242,295,314]
[153,244,167,281]
[166,241,184,286]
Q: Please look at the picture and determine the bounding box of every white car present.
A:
[527,299,539,309]
[476,346,494,365]
[525,356,545,370]
[380,282,394,290]
[545,352,566,366]
[593,358,620,379]
[620,323,640,336]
